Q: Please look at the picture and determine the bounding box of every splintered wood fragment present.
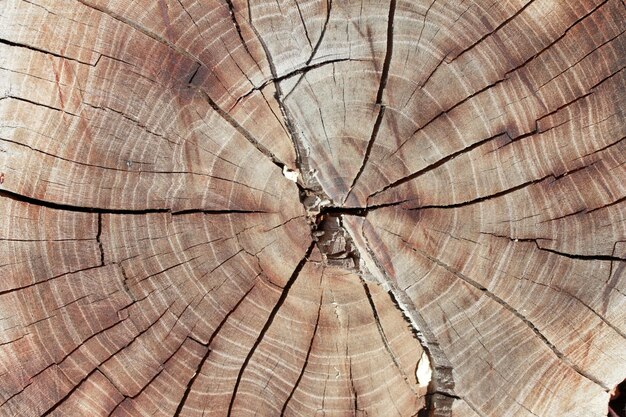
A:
[0,0,624,416]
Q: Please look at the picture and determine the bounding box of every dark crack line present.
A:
[3,133,279,199]
[348,357,359,414]
[231,57,358,111]
[117,263,136,303]
[344,0,396,202]
[362,281,418,395]
[279,296,322,416]
[392,9,618,163]
[356,220,457,400]
[282,0,333,100]
[295,0,313,48]
[40,303,174,415]
[75,0,200,65]
[390,76,508,158]
[40,368,99,416]
[345,106,386,203]
[385,227,612,391]
[82,102,180,145]
[401,52,448,110]
[416,0,437,52]
[406,175,550,211]
[173,286,254,417]
[1,95,79,117]
[172,208,269,216]
[319,200,409,216]
[0,38,96,66]
[2,134,175,173]
[223,0,262,74]
[0,238,92,243]
[408,163,602,210]
[587,195,626,214]
[186,62,201,84]
[107,332,192,416]
[227,241,314,416]
[96,213,104,266]
[176,0,202,41]
[375,0,396,105]
[0,188,269,215]
[368,131,508,200]
[245,11,311,181]
[198,89,292,172]
[502,0,611,78]
[485,232,626,262]
[0,264,105,297]
[448,0,536,63]
[574,135,626,165]
[537,245,626,262]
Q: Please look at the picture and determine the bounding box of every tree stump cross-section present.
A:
[0,0,625,416]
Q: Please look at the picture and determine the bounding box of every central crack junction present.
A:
[297,185,367,268]
[312,212,359,267]
[281,127,442,413]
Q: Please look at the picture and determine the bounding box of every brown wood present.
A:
[0,0,625,416]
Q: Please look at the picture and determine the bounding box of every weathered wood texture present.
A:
[0,0,625,416]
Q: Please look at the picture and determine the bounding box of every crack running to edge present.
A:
[226,241,315,416]
[344,0,397,204]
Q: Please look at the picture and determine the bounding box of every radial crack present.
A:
[0,38,96,66]
[344,0,396,202]
[75,0,199,63]
[0,189,270,215]
[283,0,333,99]
[448,0,536,63]
[388,228,612,391]
[279,296,322,416]
[227,241,315,416]
[362,281,419,395]
[198,89,288,170]
[173,286,254,416]
[368,131,509,200]
[96,213,105,266]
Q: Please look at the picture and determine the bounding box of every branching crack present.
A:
[344,0,396,202]
[75,0,199,63]
[223,0,261,73]
[279,296,322,416]
[173,286,253,416]
[198,89,288,170]
[282,0,333,100]
[227,241,315,416]
[231,57,358,111]
[245,10,315,188]
[388,228,612,391]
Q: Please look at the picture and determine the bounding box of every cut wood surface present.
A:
[0,0,625,416]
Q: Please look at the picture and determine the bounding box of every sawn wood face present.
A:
[0,0,624,416]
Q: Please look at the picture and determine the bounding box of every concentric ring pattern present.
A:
[0,0,624,416]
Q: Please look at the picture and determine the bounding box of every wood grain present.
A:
[0,0,624,416]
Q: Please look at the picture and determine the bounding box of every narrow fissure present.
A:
[0,188,268,216]
[344,0,397,202]
[96,213,105,266]
[173,286,253,416]
[227,242,315,416]
[298,197,444,416]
